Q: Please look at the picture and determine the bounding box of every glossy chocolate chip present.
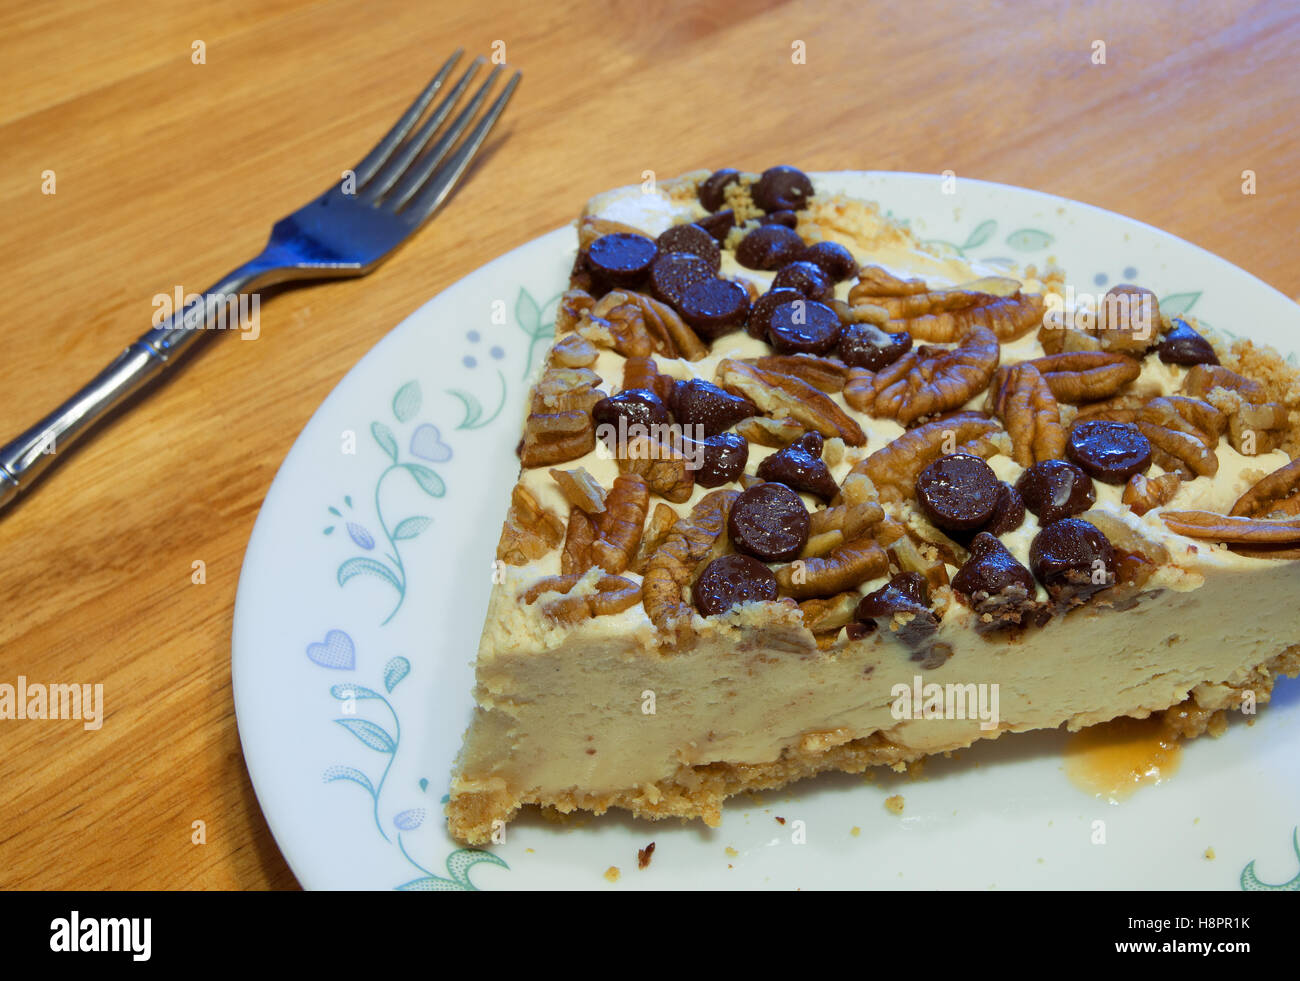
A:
[855,573,938,648]
[679,278,750,340]
[592,389,671,436]
[698,169,741,212]
[1015,459,1096,525]
[755,432,838,501]
[759,210,798,229]
[744,288,803,340]
[752,165,815,213]
[837,322,911,370]
[728,482,810,562]
[915,453,1002,531]
[772,261,834,302]
[670,378,757,437]
[694,432,749,488]
[735,224,805,271]
[657,223,721,271]
[697,209,736,242]
[767,299,842,355]
[585,233,657,289]
[983,482,1026,536]
[1066,420,1153,484]
[692,553,779,616]
[1029,517,1116,603]
[649,252,715,308]
[799,241,858,282]
[952,533,1036,611]
[1158,318,1219,366]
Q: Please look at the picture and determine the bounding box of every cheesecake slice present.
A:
[446,167,1300,845]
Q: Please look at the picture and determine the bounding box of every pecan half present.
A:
[497,483,566,566]
[555,288,596,335]
[885,529,950,591]
[617,435,694,503]
[1159,510,1300,554]
[1122,471,1182,516]
[589,473,650,573]
[775,535,888,599]
[1182,364,1289,455]
[644,489,740,647]
[620,356,675,403]
[549,332,599,368]
[1089,285,1161,354]
[523,572,643,624]
[1024,350,1141,403]
[561,508,598,576]
[735,415,807,447]
[843,325,1000,425]
[851,412,1005,503]
[797,592,862,633]
[1135,396,1219,478]
[629,502,679,575]
[751,354,849,393]
[987,362,1065,465]
[580,289,708,361]
[549,467,607,514]
[1231,457,1300,519]
[716,358,866,445]
[848,265,928,300]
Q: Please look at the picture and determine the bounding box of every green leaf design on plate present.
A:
[515,289,542,336]
[1159,291,1201,318]
[1241,827,1300,891]
[445,848,508,889]
[323,766,374,796]
[337,556,402,593]
[402,464,445,497]
[392,381,422,423]
[384,656,410,693]
[1005,228,1054,251]
[329,684,383,701]
[448,389,483,429]
[392,516,431,540]
[961,219,997,251]
[371,422,398,462]
[396,876,464,891]
[335,717,397,754]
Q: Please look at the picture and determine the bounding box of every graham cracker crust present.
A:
[446,644,1300,845]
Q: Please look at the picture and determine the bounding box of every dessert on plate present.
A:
[446,166,1300,845]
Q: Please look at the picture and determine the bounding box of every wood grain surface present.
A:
[0,0,1296,890]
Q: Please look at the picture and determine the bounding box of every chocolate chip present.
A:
[670,378,756,437]
[728,482,810,561]
[735,225,805,271]
[698,169,741,212]
[649,252,715,308]
[759,210,799,229]
[1158,318,1219,366]
[679,278,750,340]
[592,389,671,438]
[755,432,838,501]
[952,533,1036,616]
[915,453,1002,531]
[771,261,834,302]
[1066,420,1152,484]
[855,573,938,649]
[767,299,842,355]
[692,553,779,616]
[1029,517,1116,604]
[1015,459,1096,525]
[585,233,656,289]
[744,288,803,340]
[799,241,858,283]
[837,322,911,370]
[697,209,736,242]
[983,482,1026,536]
[657,223,721,271]
[752,165,815,213]
[694,432,749,488]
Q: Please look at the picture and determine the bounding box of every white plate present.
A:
[233,172,1300,891]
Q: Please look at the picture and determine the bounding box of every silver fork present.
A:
[0,50,520,514]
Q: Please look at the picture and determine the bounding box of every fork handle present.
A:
[0,259,276,513]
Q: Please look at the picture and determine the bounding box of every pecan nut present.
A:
[1135,396,1219,478]
[549,467,607,514]
[497,483,566,566]
[1122,471,1182,516]
[1159,509,1300,559]
[797,592,863,633]
[580,289,708,361]
[1182,364,1289,455]
[850,268,1043,343]
[852,412,1005,503]
[616,435,694,503]
[987,362,1065,465]
[629,502,679,575]
[1091,285,1161,354]
[1231,457,1300,519]
[1025,350,1141,403]
[643,489,740,647]
[843,325,1000,425]
[523,572,643,624]
[589,473,650,573]
[548,332,599,368]
[716,358,866,445]
[775,535,888,599]
[751,354,849,393]
[735,415,807,447]
[519,366,604,468]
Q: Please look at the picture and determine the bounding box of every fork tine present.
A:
[400,70,522,224]
[360,56,486,202]
[385,65,507,212]
[351,49,463,188]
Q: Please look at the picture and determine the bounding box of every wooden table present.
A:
[1,0,1296,889]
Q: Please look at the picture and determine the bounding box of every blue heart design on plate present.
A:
[306,629,356,670]
[409,424,452,462]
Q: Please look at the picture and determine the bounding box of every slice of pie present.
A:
[446,167,1300,845]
